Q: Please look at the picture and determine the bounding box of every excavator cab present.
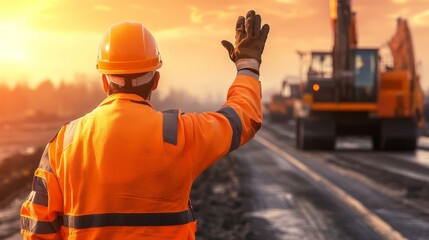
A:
[305,49,378,103]
[306,52,335,102]
[352,49,378,102]
[308,52,333,79]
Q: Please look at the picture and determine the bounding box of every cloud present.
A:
[188,5,233,24]
[276,0,297,4]
[189,6,203,23]
[388,7,410,19]
[93,5,111,12]
[411,10,429,26]
[155,23,228,41]
[24,1,191,33]
[391,0,408,3]
[264,7,316,20]
[276,0,296,3]
[155,27,194,40]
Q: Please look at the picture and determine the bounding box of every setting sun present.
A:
[0,23,31,63]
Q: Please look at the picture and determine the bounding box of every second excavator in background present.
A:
[266,76,303,121]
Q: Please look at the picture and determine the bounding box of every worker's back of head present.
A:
[96,21,162,99]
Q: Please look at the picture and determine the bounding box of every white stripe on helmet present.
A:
[107,71,155,87]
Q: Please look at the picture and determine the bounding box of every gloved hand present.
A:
[221,10,270,65]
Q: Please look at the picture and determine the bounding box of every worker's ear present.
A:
[102,74,109,94]
[151,71,160,91]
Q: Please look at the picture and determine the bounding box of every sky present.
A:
[0,0,428,100]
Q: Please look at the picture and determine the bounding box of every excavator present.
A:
[295,0,424,150]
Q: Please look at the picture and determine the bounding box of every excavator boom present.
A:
[388,18,425,126]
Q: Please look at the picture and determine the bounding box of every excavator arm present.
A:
[388,18,425,126]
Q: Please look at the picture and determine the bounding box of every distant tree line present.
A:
[0,78,223,123]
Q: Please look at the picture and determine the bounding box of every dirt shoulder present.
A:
[0,149,42,207]
[191,155,250,240]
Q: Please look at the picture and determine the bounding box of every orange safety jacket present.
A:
[20,70,262,239]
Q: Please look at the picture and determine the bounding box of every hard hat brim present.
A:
[97,57,162,75]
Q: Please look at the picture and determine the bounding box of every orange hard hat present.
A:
[96,21,162,74]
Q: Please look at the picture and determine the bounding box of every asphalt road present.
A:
[243,123,429,239]
[235,142,382,240]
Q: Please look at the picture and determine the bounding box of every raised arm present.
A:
[181,10,270,179]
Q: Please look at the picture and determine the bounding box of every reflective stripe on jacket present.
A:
[20,70,262,239]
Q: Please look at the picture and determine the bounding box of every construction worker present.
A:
[20,10,269,239]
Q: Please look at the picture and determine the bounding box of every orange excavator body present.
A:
[296,0,423,151]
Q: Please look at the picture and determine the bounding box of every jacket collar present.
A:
[98,93,154,108]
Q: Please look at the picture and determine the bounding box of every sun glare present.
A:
[0,22,30,63]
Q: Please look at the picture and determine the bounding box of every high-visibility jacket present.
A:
[20,70,262,239]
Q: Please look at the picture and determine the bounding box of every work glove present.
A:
[221,10,270,72]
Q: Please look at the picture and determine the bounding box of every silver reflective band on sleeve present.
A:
[26,190,48,207]
[31,176,49,206]
[38,145,53,173]
[162,109,179,145]
[63,118,81,150]
[32,176,48,195]
[238,69,260,80]
[21,216,61,234]
[217,107,242,152]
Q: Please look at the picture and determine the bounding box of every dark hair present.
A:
[107,73,154,99]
